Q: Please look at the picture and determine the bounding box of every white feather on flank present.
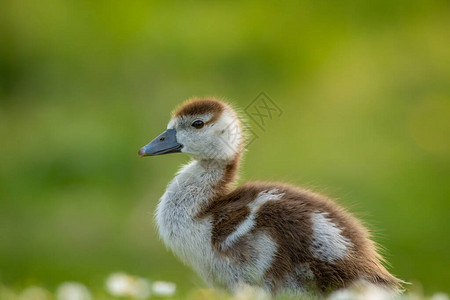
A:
[310,212,353,263]
[221,189,285,250]
[245,233,278,285]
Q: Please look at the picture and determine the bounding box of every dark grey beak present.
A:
[138,129,183,157]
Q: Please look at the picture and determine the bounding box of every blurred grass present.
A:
[0,0,449,296]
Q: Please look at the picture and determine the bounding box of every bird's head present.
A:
[139,98,243,162]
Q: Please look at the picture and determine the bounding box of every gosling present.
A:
[138,98,402,297]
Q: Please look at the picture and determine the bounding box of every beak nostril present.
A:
[160,137,165,141]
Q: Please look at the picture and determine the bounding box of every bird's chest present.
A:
[156,189,218,277]
[156,194,246,291]
[154,164,244,290]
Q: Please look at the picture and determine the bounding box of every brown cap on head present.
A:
[172,98,228,124]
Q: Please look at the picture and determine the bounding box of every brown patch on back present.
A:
[204,183,260,246]
[173,98,226,124]
[199,181,403,295]
[255,182,402,293]
[198,180,261,268]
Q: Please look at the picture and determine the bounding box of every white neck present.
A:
[155,159,229,243]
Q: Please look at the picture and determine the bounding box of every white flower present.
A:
[105,272,151,299]
[56,282,91,300]
[432,293,450,300]
[19,286,51,300]
[233,285,269,300]
[328,288,357,300]
[328,284,397,300]
[362,286,396,300]
[152,281,176,297]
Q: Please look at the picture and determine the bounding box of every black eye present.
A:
[192,120,204,129]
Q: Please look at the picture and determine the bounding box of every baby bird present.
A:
[138,98,402,297]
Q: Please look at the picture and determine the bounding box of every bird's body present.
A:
[139,98,402,297]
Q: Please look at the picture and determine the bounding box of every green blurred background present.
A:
[1,0,449,296]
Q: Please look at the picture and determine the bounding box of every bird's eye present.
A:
[191,120,205,129]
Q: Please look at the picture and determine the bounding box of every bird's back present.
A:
[198,181,403,295]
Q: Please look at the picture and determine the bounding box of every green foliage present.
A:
[0,0,449,296]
